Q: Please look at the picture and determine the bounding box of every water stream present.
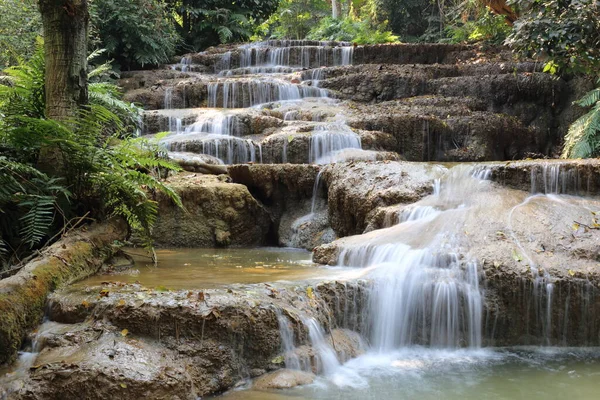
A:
[159,41,363,165]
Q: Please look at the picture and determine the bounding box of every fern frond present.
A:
[19,195,56,248]
[576,87,600,108]
[562,103,600,158]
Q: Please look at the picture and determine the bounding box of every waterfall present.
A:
[309,123,362,164]
[337,165,491,350]
[214,41,355,72]
[161,111,259,164]
[164,87,183,134]
[207,80,327,108]
[311,169,324,214]
[275,310,302,370]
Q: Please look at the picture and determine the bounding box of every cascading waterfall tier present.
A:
[207,79,328,108]
[160,40,362,165]
[161,111,261,164]
[214,41,355,72]
[336,165,491,350]
[309,122,362,164]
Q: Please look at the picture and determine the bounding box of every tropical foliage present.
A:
[505,0,600,158]
[90,0,180,68]
[306,16,399,44]
[506,0,600,75]
[253,0,330,40]
[0,45,181,269]
[561,84,600,159]
[166,0,279,51]
[0,0,41,68]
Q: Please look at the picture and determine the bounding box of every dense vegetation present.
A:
[0,44,181,271]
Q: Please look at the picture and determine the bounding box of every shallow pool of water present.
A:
[218,347,600,400]
[76,247,353,290]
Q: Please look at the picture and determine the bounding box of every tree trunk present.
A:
[37,0,89,172]
[332,0,340,19]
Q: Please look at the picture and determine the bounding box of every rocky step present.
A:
[186,43,506,71]
[21,279,367,399]
[487,158,600,195]
[141,107,284,137]
[124,78,328,110]
[146,98,540,164]
[300,61,542,83]
[140,98,345,136]
[159,126,399,165]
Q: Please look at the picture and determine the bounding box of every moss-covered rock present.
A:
[0,219,126,365]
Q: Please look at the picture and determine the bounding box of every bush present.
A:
[0,0,41,68]
[506,0,600,75]
[90,0,180,69]
[170,0,279,50]
[307,16,399,44]
[252,0,329,41]
[445,8,511,44]
[561,84,600,159]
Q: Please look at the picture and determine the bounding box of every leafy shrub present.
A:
[0,0,41,67]
[307,16,399,44]
[506,0,600,75]
[170,0,279,50]
[0,45,181,269]
[562,84,600,159]
[90,0,180,68]
[252,0,330,41]
[446,9,511,44]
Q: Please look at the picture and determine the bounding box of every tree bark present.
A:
[38,0,88,120]
[37,0,89,172]
[332,0,340,19]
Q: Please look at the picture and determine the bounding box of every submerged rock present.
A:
[253,369,315,389]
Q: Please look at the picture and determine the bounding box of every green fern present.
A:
[0,41,181,268]
[562,85,600,159]
[18,195,57,248]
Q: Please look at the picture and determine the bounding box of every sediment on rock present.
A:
[0,219,126,365]
[322,161,435,237]
[228,164,329,248]
[15,279,369,399]
[151,173,271,247]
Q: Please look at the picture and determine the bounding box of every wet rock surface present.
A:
[0,220,126,366]
[322,161,436,237]
[4,279,368,399]
[253,369,315,389]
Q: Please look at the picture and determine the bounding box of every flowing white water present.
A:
[309,122,362,164]
[338,166,491,351]
[161,110,260,164]
[161,40,362,164]
[207,79,328,108]
[163,87,183,134]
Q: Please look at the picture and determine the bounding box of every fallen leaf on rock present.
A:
[121,329,129,337]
